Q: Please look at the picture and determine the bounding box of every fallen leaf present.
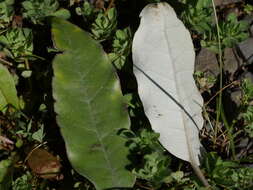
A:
[27,148,63,180]
[132,2,209,186]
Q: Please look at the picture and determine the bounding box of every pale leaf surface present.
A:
[132,3,204,165]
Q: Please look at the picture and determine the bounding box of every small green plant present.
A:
[122,129,169,187]
[201,13,249,52]
[22,0,70,24]
[15,119,45,144]
[0,28,33,62]
[194,71,216,93]
[133,151,172,188]
[124,129,207,189]
[75,1,117,41]
[241,79,253,106]
[122,129,161,153]
[91,8,117,41]
[12,172,33,190]
[204,152,253,189]
[0,0,14,28]
[108,28,132,69]
[241,106,253,138]
[240,79,253,138]
[75,0,95,18]
[181,0,213,34]
[31,124,45,143]
[123,129,198,189]
[244,4,253,15]
[181,0,249,52]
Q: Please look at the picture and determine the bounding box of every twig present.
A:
[135,182,154,190]
[220,104,236,159]
[24,142,47,163]
[0,57,13,66]
[205,80,239,106]
[106,0,115,12]
[0,135,14,144]
[203,105,214,132]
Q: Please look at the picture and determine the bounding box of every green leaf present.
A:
[51,18,135,190]
[0,159,13,190]
[0,64,19,110]
[22,0,60,24]
[204,152,253,189]
[32,125,45,143]
[21,70,32,78]
[0,28,33,62]
[91,8,117,41]
[12,172,33,190]
[0,0,14,28]
[51,9,71,19]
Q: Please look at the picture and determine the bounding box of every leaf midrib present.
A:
[160,6,196,164]
[82,69,118,186]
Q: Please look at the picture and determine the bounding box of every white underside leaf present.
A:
[132,2,204,166]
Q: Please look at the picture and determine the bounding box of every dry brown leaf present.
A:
[27,148,63,180]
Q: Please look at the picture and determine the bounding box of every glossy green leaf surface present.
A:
[0,64,19,110]
[51,18,135,190]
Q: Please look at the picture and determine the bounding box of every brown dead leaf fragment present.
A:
[107,0,115,10]
[0,136,13,145]
[0,135,14,150]
[12,15,23,28]
[95,0,105,10]
[27,148,63,180]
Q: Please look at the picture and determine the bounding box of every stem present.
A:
[0,57,13,66]
[106,0,115,12]
[24,58,30,70]
[205,80,239,107]
[202,105,214,132]
[108,0,115,9]
[24,59,33,92]
[220,104,236,160]
[24,142,47,163]
[211,1,236,160]
[211,0,223,144]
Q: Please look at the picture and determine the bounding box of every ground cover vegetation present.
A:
[0,0,253,189]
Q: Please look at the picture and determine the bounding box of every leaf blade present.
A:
[52,18,135,190]
[132,3,204,165]
[0,64,19,110]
